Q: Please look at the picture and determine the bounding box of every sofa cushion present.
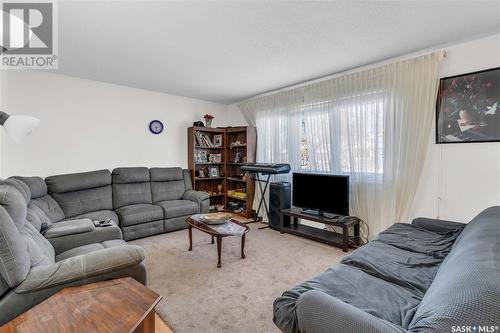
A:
[1,179,30,204]
[0,204,30,288]
[12,176,47,199]
[112,167,152,209]
[115,204,163,227]
[156,200,198,219]
[46,170,112,218]
[150,167,186,202]
[11,176,65,228]
[30,196,65,225]
[409,206,500,332]
[45,170,111,193]
[55,239,127,261]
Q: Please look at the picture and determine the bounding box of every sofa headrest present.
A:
[1,178,30,204]
[45,169,111,193]
[0,185,27,227]
[11,176,47,199]
[112,167,150,184]
[150,167,184,182]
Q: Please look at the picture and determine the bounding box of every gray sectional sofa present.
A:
[273,207,500,333]
[0,180,147,325]
[0,166,209,325]
[41,167,209,240]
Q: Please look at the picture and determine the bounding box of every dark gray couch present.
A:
[42,167,209,240]
[273,207,500,333]
[0,182,147,326]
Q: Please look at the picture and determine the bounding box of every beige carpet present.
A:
[131,223,347,333]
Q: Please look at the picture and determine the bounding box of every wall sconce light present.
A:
[0,111,40,143]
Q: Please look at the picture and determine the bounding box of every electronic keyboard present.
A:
[241,163,291,175]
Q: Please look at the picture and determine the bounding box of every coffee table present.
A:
[0,277,161,333]
[187,214,250,268]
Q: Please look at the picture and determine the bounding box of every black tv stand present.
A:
[301,209,339,220]
[281,207,360,252]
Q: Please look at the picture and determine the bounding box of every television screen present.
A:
[292,173,349,216]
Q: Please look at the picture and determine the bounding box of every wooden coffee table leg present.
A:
[188,225,193,251]
[216,236,222,268]
[241,234,246,258]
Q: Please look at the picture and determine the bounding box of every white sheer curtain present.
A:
[239,53,442,236]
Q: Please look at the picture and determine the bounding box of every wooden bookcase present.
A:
[188,126,256,218]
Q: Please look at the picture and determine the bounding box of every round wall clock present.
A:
[148,120,164,134]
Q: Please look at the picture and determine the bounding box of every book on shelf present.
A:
[195,131,214,147]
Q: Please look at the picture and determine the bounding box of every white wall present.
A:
[409,34,500,223]
[1,71,246,178]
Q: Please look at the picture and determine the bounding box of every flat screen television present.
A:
[292,173,349,217]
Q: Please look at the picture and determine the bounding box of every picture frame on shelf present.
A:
[213,135,223,147]
[436,66,500,143]
[195,150,208,163]
[209,166,219,178]
[209,153,222,163]
[198,169,206,178]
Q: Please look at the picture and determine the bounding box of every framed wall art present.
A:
[436,67,500,143]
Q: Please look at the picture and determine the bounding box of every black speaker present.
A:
[269,182,291,230]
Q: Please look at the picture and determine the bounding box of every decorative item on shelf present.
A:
[0,111,40,143]
[234,149,242,163]
[213,134,223,147]
[217,184,223,194]
[436,67,500,143]
[195,150,208,163]
[242,156,247,163]
[193,121,204,127]
[229,140,243,148]
[148,120,164,134]
[209,166,219,178]
[203,114,214,128]
[198,168,206,178]
[209,153,222,163]
[219,169,224,177]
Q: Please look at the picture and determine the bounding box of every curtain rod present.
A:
[237,49,447,104]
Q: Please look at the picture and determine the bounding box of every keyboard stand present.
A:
[246,173,271,229]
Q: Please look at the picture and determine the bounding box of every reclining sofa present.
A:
[273,206,500,333]
[0,166,208,324]
[0,180,147,325]
[16,167,208,241]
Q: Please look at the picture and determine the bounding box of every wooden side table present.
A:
[0,278,162,333]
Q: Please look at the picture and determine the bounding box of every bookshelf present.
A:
[187,126,256,218]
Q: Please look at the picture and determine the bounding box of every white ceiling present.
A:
[55,1,500,104]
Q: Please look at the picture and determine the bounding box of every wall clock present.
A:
[148,120,164,134]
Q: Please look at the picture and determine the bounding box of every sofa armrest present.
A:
[183,190,209,203]
[411,217,465,234]
[296,290,405,333]
[15,245,145,293]
[44,219,95,239]
[183,190,210,213]
[47,221,122,254]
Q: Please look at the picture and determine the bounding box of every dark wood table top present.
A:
[0,277,161,333]
[187,215,250,237]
